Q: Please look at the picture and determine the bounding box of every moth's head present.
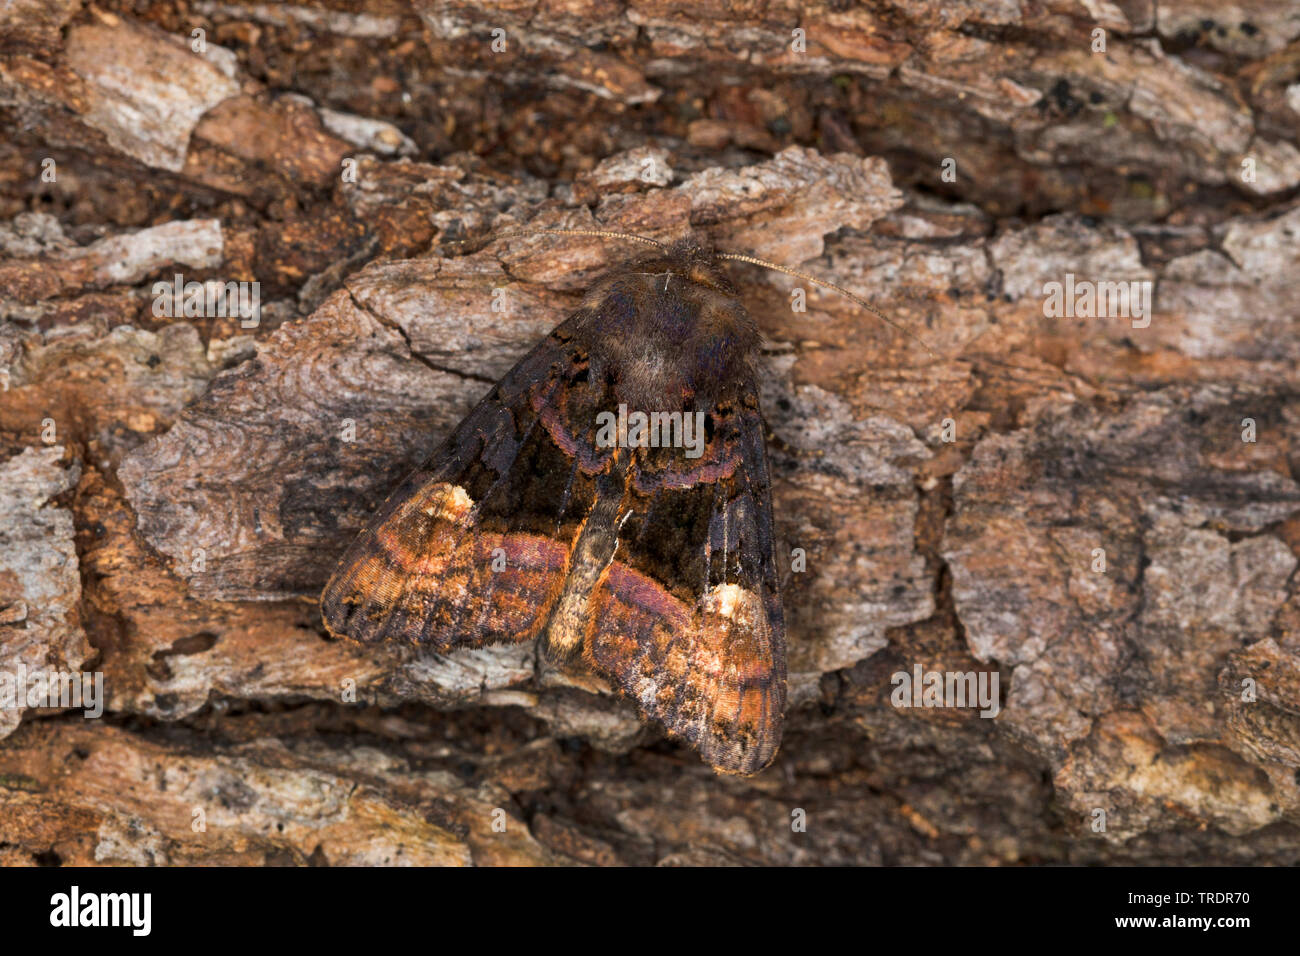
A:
[661,238,740,299]
[569,236,759,407]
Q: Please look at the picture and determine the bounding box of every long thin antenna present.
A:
[452,227,667,250]
[718,251,938,358]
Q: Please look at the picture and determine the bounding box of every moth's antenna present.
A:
[506,228,666,248]
[717,251,938,359]
[448,227,667,250]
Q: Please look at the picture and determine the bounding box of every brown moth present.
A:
[322,231,918,775]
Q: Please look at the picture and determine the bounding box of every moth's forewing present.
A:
[320,327,598,649]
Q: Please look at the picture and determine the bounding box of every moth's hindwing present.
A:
[322,273,787,775]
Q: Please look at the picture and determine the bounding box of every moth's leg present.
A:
[539,456,630,662]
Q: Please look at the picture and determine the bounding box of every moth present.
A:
[321,230,926,775]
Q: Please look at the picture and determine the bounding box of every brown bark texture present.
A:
[1,0,1300,866]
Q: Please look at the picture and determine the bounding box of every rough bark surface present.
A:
[1,0,1299,866]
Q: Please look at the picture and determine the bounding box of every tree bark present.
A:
[1,0,1298,865]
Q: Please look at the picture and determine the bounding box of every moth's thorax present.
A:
[578,243,761,410]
